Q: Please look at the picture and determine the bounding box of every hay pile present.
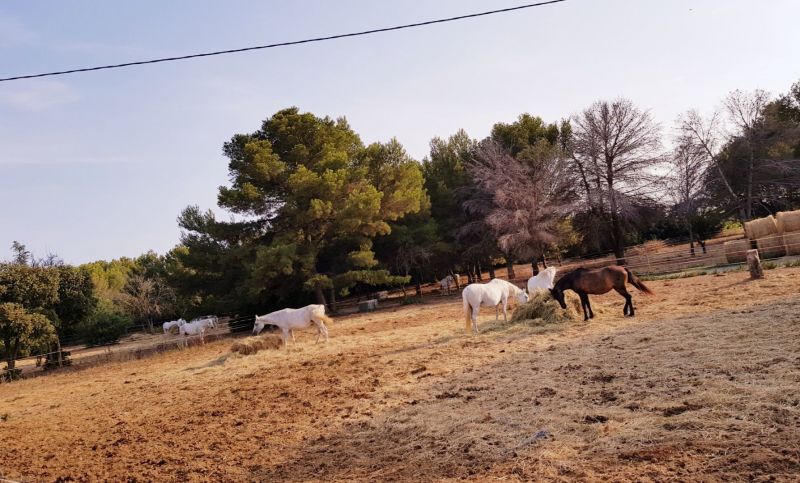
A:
[510,291,582,326]
[231,334,283,355]
[724,239,750,263]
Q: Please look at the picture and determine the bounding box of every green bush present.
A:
[77,303,131,346]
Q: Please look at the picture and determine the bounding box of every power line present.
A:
[0,0,567,83]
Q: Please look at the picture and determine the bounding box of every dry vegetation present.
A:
[1,268,800,481]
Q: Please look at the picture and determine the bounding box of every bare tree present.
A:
[465,139,577,271]
[678,89,773,220]
[120,275,175,333]
[676,109,742,218]
[669,136,708,255]
[723,89,771,219]
[570,99,663,262]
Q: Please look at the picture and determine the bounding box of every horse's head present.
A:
[517,289,529,304]
[550,288,567,309]
[253,315,267,335]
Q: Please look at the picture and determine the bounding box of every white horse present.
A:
[440,274,462,295]
[527,267,558,294]
[191,315,218,329]
[253,304,332,348]
[179,320,209,344]
[462,278,529,334]
[162,318,186,334]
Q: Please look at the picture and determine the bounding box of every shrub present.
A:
[78,303,131,346]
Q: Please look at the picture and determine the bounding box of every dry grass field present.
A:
[1,267,799,481]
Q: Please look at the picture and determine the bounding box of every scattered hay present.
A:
[168,325,180,335]
[744,216,778,240]
[783,231,800,256]
[724,239,750,263]
[776,210,800,234]
[756,234,786,259]
[231,334,283,355]
[510,291,581,327]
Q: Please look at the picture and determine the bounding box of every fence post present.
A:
[746,249,764,279]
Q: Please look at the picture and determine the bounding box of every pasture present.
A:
[1,268,799,481]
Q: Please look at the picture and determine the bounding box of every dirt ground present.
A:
[1,268,799,482]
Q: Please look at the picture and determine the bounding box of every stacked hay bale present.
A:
[776,210,800,256]
[724,239,750,263]
[744,215,785,259]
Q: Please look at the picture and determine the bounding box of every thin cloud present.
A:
[0,80,79,111]
[0,14,35,48]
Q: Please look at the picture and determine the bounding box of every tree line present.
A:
[2,80,799,372]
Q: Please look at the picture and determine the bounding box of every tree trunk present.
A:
[746,146,754,220]
[488,263,496,280]
[531,258,539,276]
[56,336,63,368]
[327,287,337,314]
[746,249,763,279]
[687,221,696,257]
[476,261,483,282]
[506,258,516,280]
[540,254,547,269]
[610,212,626,265]
[699,239,707,254]
[415,269,423,297]
[314,284,327,306]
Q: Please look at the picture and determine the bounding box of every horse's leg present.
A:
[472,305,479,333]
[614,287,633,316]
[586,295,595,319]
[578,292,590,321]
[290,330,296,343]
[281,327,290,350]
[502,297,509,322]
[495,304,499,321]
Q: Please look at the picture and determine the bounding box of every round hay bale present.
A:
[783,231,800,256]
[776,210,800,234]
[756,234,786,259]
[724,239,750,263]
[510,291,581,326]
[744,216,778,240]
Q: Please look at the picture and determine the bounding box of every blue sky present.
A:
[1,0,798,264]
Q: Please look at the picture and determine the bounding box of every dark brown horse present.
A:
[549,266,653,321]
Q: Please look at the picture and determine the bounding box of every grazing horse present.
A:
[462,278,529,334]
[527,266,557,294]
[550,266,653,321]
[253,304,332,349]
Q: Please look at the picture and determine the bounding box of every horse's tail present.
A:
[463,293,473,335]
[625,268,654,295]
[312,307,334,327]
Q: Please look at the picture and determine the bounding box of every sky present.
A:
[1,0,798,265]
